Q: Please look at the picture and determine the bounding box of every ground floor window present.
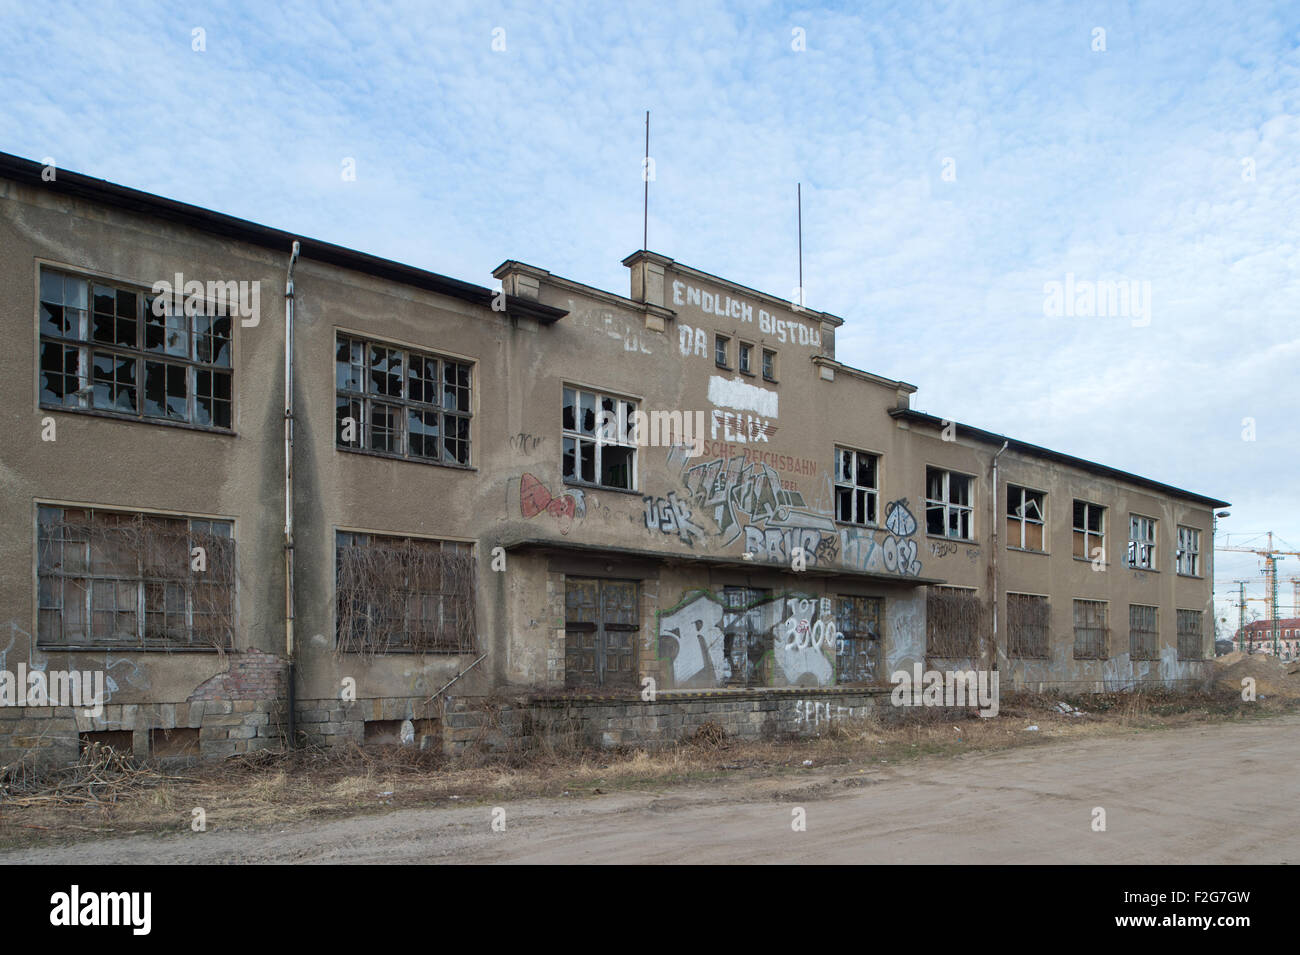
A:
[564,578,639,689]
[1007,593,1050,659]
[1129,604,1159,660]
[37,505,234,649]
[1072,599,1109,659]
[1176,609,1204,660]
[926,586,983,658]
[335,532,476,653]
[835,595,883,683]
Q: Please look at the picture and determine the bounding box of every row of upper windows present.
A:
[36,269,1205,568]
[714,333,778,381]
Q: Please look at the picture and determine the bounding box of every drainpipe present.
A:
[284,240,301,747]
[989,440,1009,672]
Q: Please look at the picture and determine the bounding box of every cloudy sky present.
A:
[2,0,1296,628]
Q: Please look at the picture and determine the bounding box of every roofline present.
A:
[813,356,918,395]
[0,151,568,325]
[621,250,846,328]
[889,408,1231,509]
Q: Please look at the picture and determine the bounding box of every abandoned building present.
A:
[0,151,1230,765]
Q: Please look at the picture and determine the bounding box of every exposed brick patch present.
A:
[187,649,288,702]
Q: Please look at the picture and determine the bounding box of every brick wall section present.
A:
[442,687,892,754]
[187,648,288,702]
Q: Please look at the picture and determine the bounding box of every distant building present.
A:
[1234,618,1300,658]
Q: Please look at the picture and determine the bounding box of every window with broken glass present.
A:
[1129,604,1159,660]
[721,586,771,686]
[834,448,879,526]
[37,505,234,649]
[835,595,883,684]
[925,467,973,540]
[562,386,637,490]
[335,334,471,466]
[1176,609,1204,660]
[39,267,233,429]
[1072,598,1109,659]
[335,531,476,654]
[1006,485,1046,551]
[1007,593,1050,659]
[1127,515,1157,569]
[1072,500,1105,560]
[1175,525,1201,577]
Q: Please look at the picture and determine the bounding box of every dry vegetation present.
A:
[2,677,1296,851]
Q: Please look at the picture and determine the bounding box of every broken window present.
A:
[564,578,639,689]
[37,505,234,650]
[1129,604,1159,660]
[1177,609,1204,660]
[1072,599,1109,659]
[834,447,879,526]
[762,348,777,382]
[1006,485,1045,551]
[334,334,472,466]
[334,531,476,654]
[738,341,753,374]
[714,334,730,368]
[1007,593,1050,659]
[562,386,637,491]
[925,467,973,540]
[835,595,883,683]
[926,586,983,658]
[1127,515,1157,569]
[1175,525,1201,576]
[721,586,771,686]
[1072,500,1105,561]
[38,267,233,430]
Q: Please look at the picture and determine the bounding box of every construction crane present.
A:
[1216,534,1300,654]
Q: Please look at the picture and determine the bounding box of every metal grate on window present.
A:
[926,586,984,658]
[1007,593,1050,659]
[1072,599,1109,659]
[1129,604,1159,660]
[1176,609,1204,660]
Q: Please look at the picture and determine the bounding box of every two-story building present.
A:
[0,152,1229,764]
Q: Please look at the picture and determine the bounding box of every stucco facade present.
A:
[0,154,1228,765]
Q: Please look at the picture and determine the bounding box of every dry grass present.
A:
[1,685,1295,849]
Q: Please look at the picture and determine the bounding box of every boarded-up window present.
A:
[1072,599,1109,659]
[835,595,883,684]
[1007,593,1050,659]
[37,505,234,650]
[1177,609,1204,660]
[927,586,983,658]
[1072,500,1105,561]
[335,532,476,654]
[722,586,771,686]
[1129,604,1159,660]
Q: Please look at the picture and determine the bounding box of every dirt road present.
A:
[4,716,1296,864]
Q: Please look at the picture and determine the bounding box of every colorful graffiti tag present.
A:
[519,472,586,535]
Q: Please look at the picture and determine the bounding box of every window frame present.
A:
[1127,514,1157,570]
[1175,525,1202,577]
[714,334,730,369]
[925,467,974,541]
[1072,500,1106,561]
[761,348,777,382]
[1129,603,1159,660]
[1006,592,1051,659]
[334,529,477,654]
[334,332,473,467]
[562,385,639,491]
[36,504,235,651]
[833,447,880,527]
[1072,598,1109,660]
[1006,484,1047,552]
[738,340,754,375]
[1176,608,1204,661]
[38,266,235,432]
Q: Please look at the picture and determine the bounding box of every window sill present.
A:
[1176,573,1204,580]
[926,533,975,544]
[835,519,879,531]
[39,404,235,437]
[738,369,756,378]
[1007,546,1048,556]
[1126,565,1159,573]
[762,376,778,384]
[337,444,476,471]
[563,481,641,496]
[37,644,232,653]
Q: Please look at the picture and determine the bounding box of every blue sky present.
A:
[3,0,1298,629]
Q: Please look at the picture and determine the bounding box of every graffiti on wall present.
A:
[657,591,848,688]
[519,472,586,535]
[839,499,923,577]
[643,491,705,546]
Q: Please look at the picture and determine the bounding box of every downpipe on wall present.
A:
[990,440,1009,673]
[284,240,301,748]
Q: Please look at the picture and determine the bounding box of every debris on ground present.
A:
[1055,702,1087,716]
